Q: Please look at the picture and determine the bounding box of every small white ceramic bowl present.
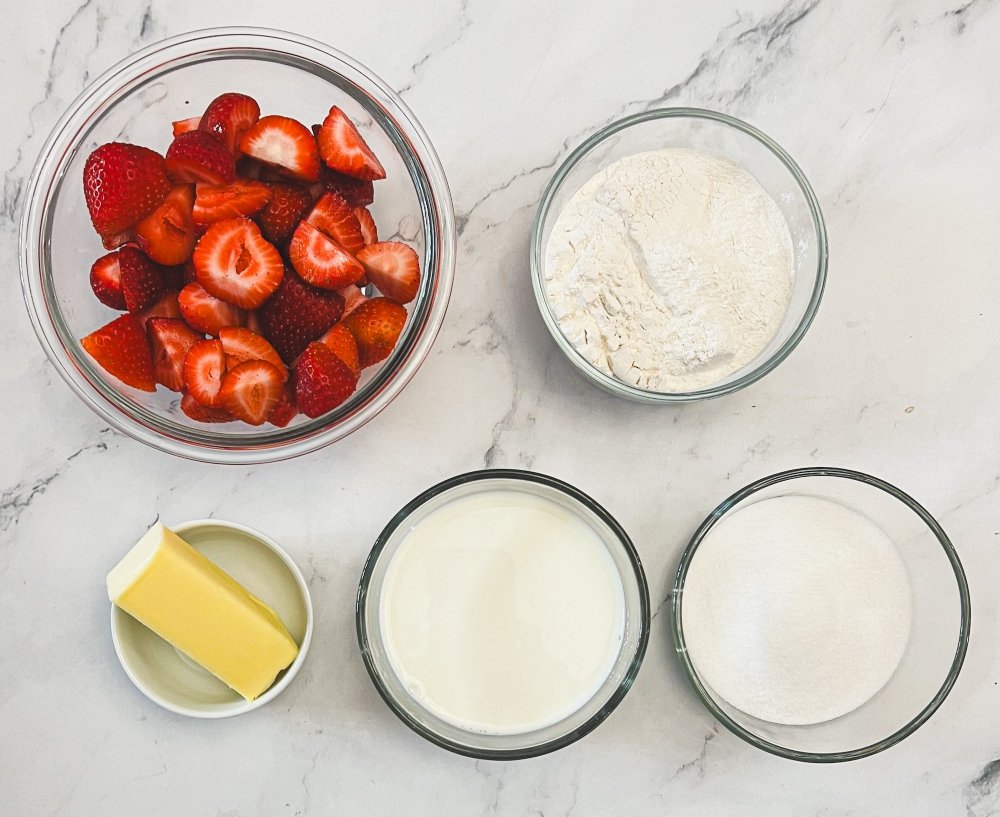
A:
[110,519,313,718]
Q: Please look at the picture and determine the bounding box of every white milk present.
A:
[379,488,627,735]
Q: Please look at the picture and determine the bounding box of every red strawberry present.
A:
[318,322,360,378]
[193,218,284,309]
[139,289,182,325]
[134,184,197,265]
[254,183,313,245]
[181,391,232,423]
[239,116,320,182]
[178,282,246,335]
[268,378,298,427]
[83,143,172,241]
[100,229,137,251]
[192,180,271,224]
[199,93,260,156]
[338,284,367,318]
[321,168,374,207]
[147,317,203,391]
[307,192,364,255]
[90,252,126,310]
[294,341,357,418]
[158,263,186,291]
[355,207,378,245]
[219,327,288,381]
[259,268,345,363]
[172,116,202,136]
[289,221,364,290]
[356,242,420,304]
[316,106,386,181]
[118,246,165,312]
[245,309,263,334]
[183,338,226,406]
[166,130,236,185]
[343,297,407,367]
[80,314,155,392]
[219,360,284,425]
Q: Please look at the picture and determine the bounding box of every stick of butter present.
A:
[107,523,299,701]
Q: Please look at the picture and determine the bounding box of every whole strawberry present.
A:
[294,341,357,418]
[83,143,172,243]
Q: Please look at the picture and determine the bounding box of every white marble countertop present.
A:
[3,0,999,813]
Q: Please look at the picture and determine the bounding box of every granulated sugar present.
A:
[681,495,912,725]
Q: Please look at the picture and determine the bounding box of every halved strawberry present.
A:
[321,168,374,207]
[83,143,172,241]
[81,314,155,392]
[294,341,357,418]
[338,284,368,318]
[100,229,137,251]
[355,207,378,245]
[173,116,202,137]
[343,297,407,367]
[192,180,271,224]
[139,289,183,325]
[178,282,246,335]
[181,391,232,423]
[218,360,284,425]
[199,93,260,156]
[134,184,197,265]
[245,310,262,334]
[147,317,203,391]
[193,218,284,309]
[219,327,288,381]
[269,379,298,427]
[255,183,313,245]
[118,246,165,313]
[158,262,188,291]
[239,115,320,182]
[166,130,236,185]
[318,322,360,378]
[356,241,420,304]
[289,221,364,290]
[316,106,386,181]
[307,192,364,255]
[183,338,226,406]
[90,252,126,310]
[259,268,345,363]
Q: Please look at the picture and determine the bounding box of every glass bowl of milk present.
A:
[672,467,971,762]
[357,469,650,758]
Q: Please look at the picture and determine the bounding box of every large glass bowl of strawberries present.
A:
[19,28,455,463]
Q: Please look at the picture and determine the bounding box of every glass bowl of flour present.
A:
[531,108,827,401]
[672,467,971,762]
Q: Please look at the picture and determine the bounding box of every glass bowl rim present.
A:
[19,26,456,463]
[355,467,652,759]
[670,466,972,762]
[529,107,829,403]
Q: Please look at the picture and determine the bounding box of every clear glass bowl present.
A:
[19,27,455,463]
[530,108,827,402]
[356,469,650,759]
[672,467,971,762]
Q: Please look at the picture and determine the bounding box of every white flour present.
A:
[543,148,794,392]
[681,495,913,726]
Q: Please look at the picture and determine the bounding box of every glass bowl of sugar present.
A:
[530,108,827,402]
[672,467,970,762]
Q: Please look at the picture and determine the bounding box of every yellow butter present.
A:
[107,523,299,701]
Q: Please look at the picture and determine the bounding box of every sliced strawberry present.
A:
[218,360,284,425]
[139,289,182,325]
[83,143,172,241]
[307,192,365,255]
[147,317,203,391]
[118,246,165,312]
[183,338,226,407]
[355,207,378,245]
[199,93,260,156]
[294,341,358,418]
[166,130,236,185]
[259,268,345,363]
[255,183,313,245]
[321,168,374,207]
[356,241,420,304]
[318,322,360,378]
[192,180,271,224]
[158,262,187,291]
[134,184,197,265]
[245,310,262,334]
[178,282,246,335]
[181,391,232,423]
[343,297,407,367]
[268,379,298,427]
[338,284,368,318]
[172,116,201,137]
[193,218,283,309]
[80,314,155,392]
[239,115,320,182]
[90,252,126,310]
[316,106,386,181]
[289,221,364,290]
[219,326,288,381]
[101,229,137,251]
